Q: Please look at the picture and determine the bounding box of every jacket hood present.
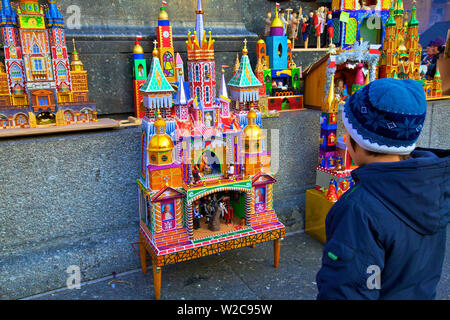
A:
[351,148,450,235]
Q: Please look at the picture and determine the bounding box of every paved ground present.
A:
[24,227,450,300]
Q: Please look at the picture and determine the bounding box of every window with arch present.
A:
[32,43,40,54]
[57,63,67,78]
[205,86,210,103]
[163,51,174,77]
[196,86,201,103]
[11,64,22,80]
[194,65,200,81]
[204,64,209,79]
[15,114,28,126]
[0,116,8,127]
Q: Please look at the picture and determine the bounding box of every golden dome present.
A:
[257,39,265,44]
[148,134,174,152]
[158,7,169,20]
[271,10,284,28]
[133,43,144,54]
[244,125,262,140]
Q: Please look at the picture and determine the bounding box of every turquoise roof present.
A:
[228,54,262,88]
[140,56,174,94]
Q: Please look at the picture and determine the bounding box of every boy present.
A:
[316,78,449,299]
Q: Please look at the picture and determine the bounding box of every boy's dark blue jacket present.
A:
[316,148,450,300]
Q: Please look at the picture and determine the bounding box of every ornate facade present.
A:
[378,0,442,98]
[0,0,96,129]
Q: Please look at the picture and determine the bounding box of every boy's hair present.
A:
[348,135,410,161]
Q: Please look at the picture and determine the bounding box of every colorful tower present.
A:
[70,40,89,103]
[132,36,147,118]
[139,41,175,120]
[156,4,176,83]
[266,9,287,70]
[254,5,304,113]
[405,3,420,78]
[186,0,216,112]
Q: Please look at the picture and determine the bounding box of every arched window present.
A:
[204,64,209,79]
[163,51,174,77]
[57,63,67,78]
[196,87,201,103]
[0,116,8,128]
[194,65,200,81]
[205,86,210,103]
[10,64,22,80]
[15,113,28,126]
[32,43,40,54]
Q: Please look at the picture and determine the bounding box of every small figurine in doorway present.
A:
[193,202,202,229]
[335,79,349,103]
[192,164,202,184]
[208,202,222,231]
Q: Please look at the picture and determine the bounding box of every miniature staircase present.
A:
[250,209,281,230]
[154,228,191,251]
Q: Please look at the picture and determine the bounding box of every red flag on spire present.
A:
[162,1,168,6]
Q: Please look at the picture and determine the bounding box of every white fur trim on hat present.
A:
[342,107,415,155]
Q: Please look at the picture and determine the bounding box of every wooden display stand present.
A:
[139,227,285,300]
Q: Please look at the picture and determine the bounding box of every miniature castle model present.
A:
[255,6,304,113]
[378,0,442,98]
[137,1,285,300]
[0,0,96,129]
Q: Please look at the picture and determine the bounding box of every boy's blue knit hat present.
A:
[342,78,427,155]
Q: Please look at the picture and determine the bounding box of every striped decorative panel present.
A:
[344,18,357,45]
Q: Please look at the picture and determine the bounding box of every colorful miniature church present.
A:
[330,0,391,49]
[255,6,304,113]
[0,0,96,129]
[378,1,442,98]
[137,1,285,300]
